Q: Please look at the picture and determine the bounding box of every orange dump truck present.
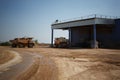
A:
[10,37,35,48]
[54,37,69,48]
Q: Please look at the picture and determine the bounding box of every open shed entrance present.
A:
[69,24,114,48]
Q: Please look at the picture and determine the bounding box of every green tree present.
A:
[35,40,39,44]
[0,42,11,46]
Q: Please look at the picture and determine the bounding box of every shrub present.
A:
[0,42,11,46]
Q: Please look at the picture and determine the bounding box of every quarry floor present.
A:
[0,46,120,80]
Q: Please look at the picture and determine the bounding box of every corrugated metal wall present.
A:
[112,19,120,48]
[70,23,120,48]
[71,27,92,47]
[69,19,120,48]
[96,26,113,48]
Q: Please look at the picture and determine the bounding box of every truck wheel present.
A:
[12,44,17,48]
[28,43,34,48]
[58,44,62,48]
[54,44,58,48]
[18,43,25,48]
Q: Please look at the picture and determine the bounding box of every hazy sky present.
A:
[0,0,120,43]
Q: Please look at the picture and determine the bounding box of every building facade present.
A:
[51,15,120,48]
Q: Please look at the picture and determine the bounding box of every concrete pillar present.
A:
[92,24,98,48]
[69,28,72,47]
[51,28,54,47]
[93,24,96,47]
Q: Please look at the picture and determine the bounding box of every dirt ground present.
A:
[0,46,120,80]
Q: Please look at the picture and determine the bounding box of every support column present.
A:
[69,28,72,47]
[51,28,54,47]
[93,23,97,48]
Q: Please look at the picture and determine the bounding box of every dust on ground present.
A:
[0,46,120,80]
[0,48,14,64]
[0,48,22,73]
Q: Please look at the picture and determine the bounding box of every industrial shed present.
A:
[51,15,120,48]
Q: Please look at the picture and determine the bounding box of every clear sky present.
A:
[0,0,120,43]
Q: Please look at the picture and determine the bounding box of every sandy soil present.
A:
[0,50,22,73]
[0,49,14,64]
[0,46,120,80]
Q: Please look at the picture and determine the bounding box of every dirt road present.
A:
[0,52,35,80]
[0,46,120,80]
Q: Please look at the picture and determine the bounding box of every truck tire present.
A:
[18,43,25,48]
[28,43,34,48]
[12,44,17,48]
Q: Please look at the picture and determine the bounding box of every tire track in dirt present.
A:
[29,53,58,80]
[0,51,22,73]
[15,57,40,80]
[0,51,34,80]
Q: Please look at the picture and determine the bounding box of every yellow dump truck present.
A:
[9,37,35,48]
[54,37,69,48]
